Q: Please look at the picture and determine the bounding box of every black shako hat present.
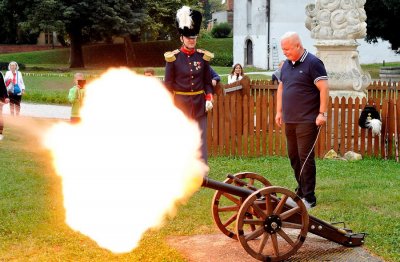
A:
[176,6,202,38]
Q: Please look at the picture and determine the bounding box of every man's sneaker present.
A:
[285,197,298,207]
[0,134,3,141]
[302,199,316,210]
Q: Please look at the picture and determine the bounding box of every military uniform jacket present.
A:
[164,48,213,119]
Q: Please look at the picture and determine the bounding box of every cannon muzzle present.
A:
[201,176,253,198]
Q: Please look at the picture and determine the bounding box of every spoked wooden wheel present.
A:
[211,172,272,240]
[236,186,309,261]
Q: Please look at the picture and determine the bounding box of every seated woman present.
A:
[227,63,244,84]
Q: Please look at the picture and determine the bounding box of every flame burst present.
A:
[44,68,208,253]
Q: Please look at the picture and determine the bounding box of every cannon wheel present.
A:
[211,172,272,240]
[236,186,309,261]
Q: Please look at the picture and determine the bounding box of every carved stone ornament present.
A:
[305,0,367,40]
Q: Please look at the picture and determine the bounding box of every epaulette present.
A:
[197,49,214,62]
[164,49,180,62]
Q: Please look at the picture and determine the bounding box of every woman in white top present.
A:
[4,61,26,116]
[227,63,244,84]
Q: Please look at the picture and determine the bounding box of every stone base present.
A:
[329,90,366,101]
[315,40,371,93]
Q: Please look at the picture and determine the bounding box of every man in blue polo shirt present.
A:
[275,32,329,210]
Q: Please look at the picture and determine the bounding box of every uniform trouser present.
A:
[9,94,22,116]
[285,123,318,203]
[0,104,3,134]
[197,115,208,164]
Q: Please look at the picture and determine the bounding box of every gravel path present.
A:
[3,102,70,120]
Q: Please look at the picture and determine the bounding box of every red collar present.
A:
[180,46,195,55]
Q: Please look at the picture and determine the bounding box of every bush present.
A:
[211,23,232,38]
[211,53,233,67]
[199,29,213,40]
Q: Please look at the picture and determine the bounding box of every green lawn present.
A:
[1,65,271,105]
[0,120,399,261]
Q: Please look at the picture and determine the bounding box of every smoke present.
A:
[42,68,208,253]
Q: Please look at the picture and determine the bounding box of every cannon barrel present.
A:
[201,176,254,198]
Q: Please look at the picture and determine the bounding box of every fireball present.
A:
[43,68,208,253]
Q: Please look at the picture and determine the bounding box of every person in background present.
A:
[164,6,214,164]
[68,73,86,124]
[275,32,329,210]
[227,63,244,84]
[271,60,284,83]
[4,61,25,116]
[0,72,10,140]
[144,67,155,77]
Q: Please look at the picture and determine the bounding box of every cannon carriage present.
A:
[201,172,366,261]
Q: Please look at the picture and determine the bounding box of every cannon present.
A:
[201,172,366,261]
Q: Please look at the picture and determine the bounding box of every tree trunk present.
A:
[124,35,136,67]
[68,27,84,68]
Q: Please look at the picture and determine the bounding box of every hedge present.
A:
[211,53,233,67]
[87,41,233,67]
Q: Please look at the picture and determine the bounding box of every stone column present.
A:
[305,0,371,100]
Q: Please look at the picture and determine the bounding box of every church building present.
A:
[232,0,399,69]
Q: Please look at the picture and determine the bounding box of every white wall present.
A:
[234,0,268,69]
[234,0,400,70]
[212,11,228,24]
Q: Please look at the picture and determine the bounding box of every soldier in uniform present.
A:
[164,6,214,164]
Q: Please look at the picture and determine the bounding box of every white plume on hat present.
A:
[366,119,382,136]
[177,6,193,29]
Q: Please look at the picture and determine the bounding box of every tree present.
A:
[365,0,400,51]
[199,0,226,28]
[0,0,37,44]
[209,0,226,13]
[23,0,145,68]
[142,0,200,41]
[200,0,212,28]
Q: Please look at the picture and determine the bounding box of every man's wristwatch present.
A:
[319,112,328,117]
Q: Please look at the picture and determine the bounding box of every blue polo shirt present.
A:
[280,50,328,123]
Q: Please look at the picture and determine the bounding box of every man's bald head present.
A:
[280,32,304,62]
[281,32,303,46]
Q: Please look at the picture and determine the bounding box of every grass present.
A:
[0,120,399,261]
[1,65,270,105]
[0,62,389,105]
[362,62,400,79]
[0,48,70,65]
[21,75,74,104]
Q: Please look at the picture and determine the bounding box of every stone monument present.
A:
[305,0,371,99]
